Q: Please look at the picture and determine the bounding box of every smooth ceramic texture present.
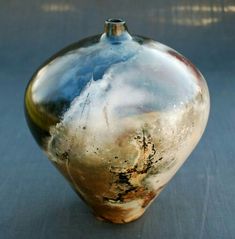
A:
[25,19,210,223]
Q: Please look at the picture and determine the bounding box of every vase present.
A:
[24,19,210,223]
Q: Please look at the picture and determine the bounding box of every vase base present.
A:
[92,204,146,224]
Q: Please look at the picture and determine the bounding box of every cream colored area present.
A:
[46,84,209,220]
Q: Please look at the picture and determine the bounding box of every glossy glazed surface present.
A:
[25,19,209,223]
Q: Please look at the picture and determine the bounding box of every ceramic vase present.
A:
[24,19,210,223]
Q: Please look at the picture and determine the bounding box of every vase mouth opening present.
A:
[105,18,125,24]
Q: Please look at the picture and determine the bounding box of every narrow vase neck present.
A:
[101,18,132,43]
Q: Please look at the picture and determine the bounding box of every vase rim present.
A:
[105,18,125,24]
[104,18,130,39]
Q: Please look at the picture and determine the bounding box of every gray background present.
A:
[0,0,235,238]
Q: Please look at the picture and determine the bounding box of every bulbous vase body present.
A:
[25,19,210,223]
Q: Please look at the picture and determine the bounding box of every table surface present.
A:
[0,0,235,238]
